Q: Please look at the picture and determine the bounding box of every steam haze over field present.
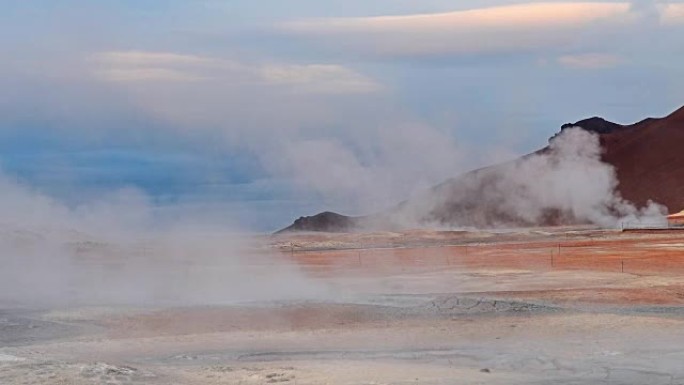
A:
[5,4,684,384]
[1,1,683,230]
[0,0,678,309]
[0,172,325,306]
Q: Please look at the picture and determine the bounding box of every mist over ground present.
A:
[0,172,325,307]
[1,3,684,385]
[0,125,668,308]
[0,0,678,310]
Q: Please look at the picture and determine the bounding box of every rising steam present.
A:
[0,173,324,307]
[388,127,666,229]
[498,127,666,227]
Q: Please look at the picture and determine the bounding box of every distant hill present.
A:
[278,106,684,232]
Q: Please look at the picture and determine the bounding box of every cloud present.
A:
[93,68,209,82]
[93,51,218,67]
[660,3,684,25]
[90,50,381,94]
[258,64,381,94]
[557,53,623,69]
[282,2,634,56]
[89,51,223,82]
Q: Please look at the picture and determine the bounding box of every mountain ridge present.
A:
[278,106,684,233]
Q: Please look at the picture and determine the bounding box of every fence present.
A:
[283,236,684,276]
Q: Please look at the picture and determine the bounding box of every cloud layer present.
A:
[91,51,381,94]
[557,53,623,69]
[283,2,635,56]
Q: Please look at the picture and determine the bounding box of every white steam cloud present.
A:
[0,128,666,310]
[495,127,666,227]
[389,127,666,229]
[0,173,324,307]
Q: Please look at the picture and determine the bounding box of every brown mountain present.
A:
[599,106,684,211]
[278,106,684,233]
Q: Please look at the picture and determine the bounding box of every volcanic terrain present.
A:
[280,106,684,232]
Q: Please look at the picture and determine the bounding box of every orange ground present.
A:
[274,229,684,305]
[282,231,684,275]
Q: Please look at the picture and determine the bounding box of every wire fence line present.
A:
[284,239,684,276]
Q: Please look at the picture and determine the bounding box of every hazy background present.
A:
[1,0,683,231]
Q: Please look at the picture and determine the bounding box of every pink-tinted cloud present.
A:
[283,2,634,56]
[557,53,623,69]
[90,50,381,94]
[660,3,684,26]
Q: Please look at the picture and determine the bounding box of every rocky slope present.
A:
[279,106,684,232]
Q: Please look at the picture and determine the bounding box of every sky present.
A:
[0,0,683,231]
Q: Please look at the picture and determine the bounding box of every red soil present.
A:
[279,229,684,305]
[285,233,684,276]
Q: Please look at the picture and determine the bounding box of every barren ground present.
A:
[4,227,684,384]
